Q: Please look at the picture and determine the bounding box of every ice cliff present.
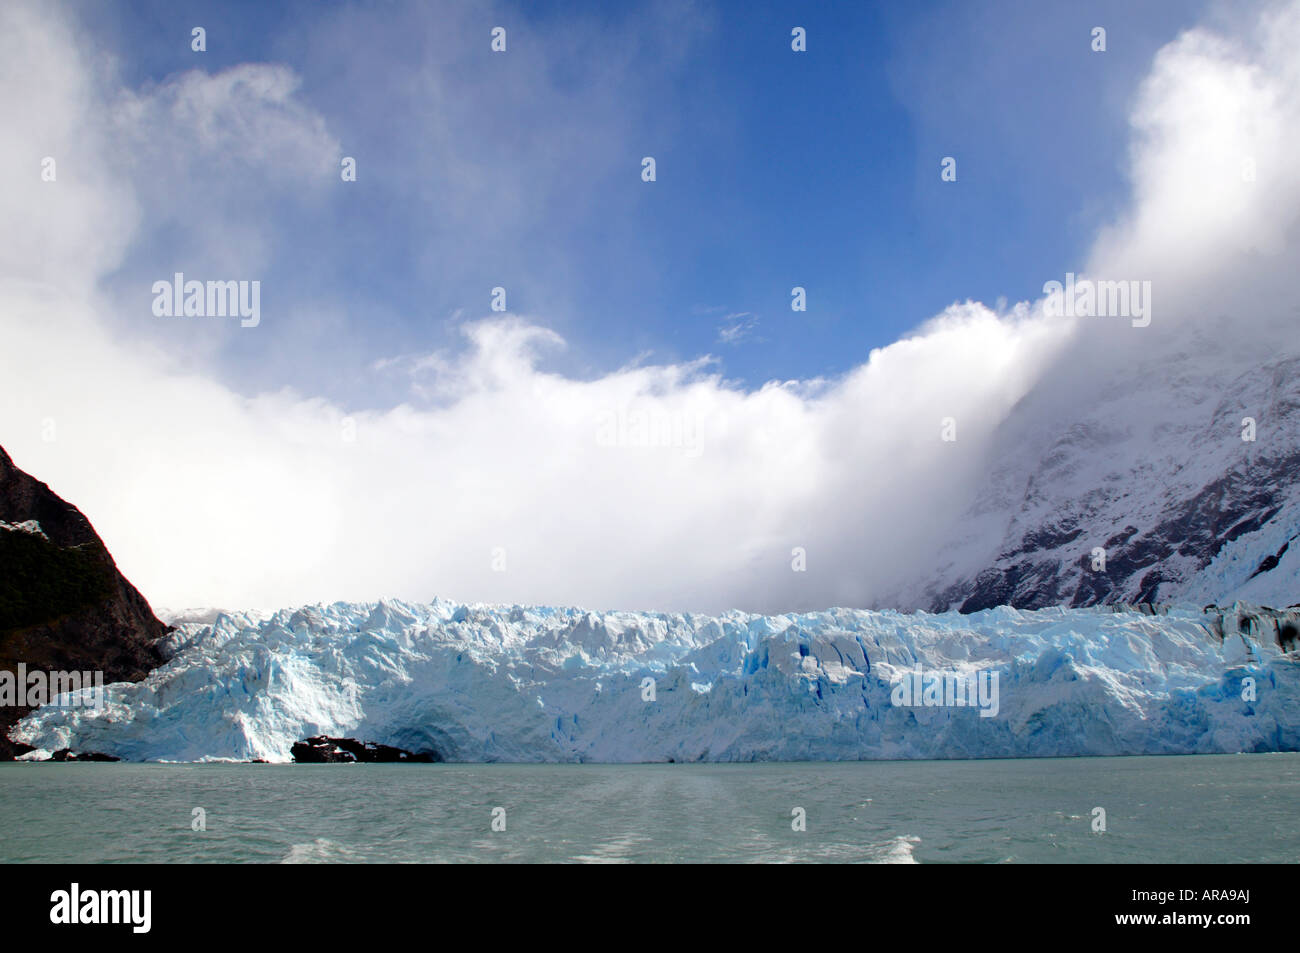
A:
[13,598,1299,762]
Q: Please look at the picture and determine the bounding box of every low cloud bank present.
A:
[2,1,1299,612]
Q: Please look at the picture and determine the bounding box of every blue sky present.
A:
[10,0,1294,611]
[79,0,1209,406]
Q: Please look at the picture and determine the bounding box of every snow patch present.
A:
[0,519,46,538]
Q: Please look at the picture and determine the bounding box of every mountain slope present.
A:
[899,348,1300,613]
[0,444,169,758]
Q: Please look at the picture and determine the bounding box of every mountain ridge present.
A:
[892,349,1300,613]
[0,444,169,758]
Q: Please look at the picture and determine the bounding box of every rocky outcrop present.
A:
[290,736,439,763]
[909,354,1300,614]
[0,445,169,758]
[1199,602,1300,652]
[945,452,1300,612]
[47,748,120,762]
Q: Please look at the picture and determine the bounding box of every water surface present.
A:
[1,753,1295,863]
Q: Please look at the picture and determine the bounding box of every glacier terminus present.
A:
[13,599,1299,764]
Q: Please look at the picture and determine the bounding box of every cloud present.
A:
[716,313,758,345]
[2,0,1299,614]
[1089,1,1300,288]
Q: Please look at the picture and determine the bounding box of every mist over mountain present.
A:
[891,344,1300,612]
[1,1,1298,616]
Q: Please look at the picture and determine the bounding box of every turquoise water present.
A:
[1,753,1296,863]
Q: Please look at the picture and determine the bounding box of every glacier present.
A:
[11,599,1300,763]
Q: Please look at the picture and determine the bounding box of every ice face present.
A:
[12,599,1298,763]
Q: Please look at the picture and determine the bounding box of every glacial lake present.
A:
[1,753,1296,863]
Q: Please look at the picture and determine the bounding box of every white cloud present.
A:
[2,0,1299,613]
[1089,1,1300,287]
[716,313,758,345]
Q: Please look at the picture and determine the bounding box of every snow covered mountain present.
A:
[13,598,1299,762]
[893,340,1300,614]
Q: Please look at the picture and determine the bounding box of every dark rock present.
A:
[1249,539,1292,580]
[290,735,439,763]
[0,445,169,759]
[48,748,119,762]
[910,356,1300,613]
[941,452,1300,613]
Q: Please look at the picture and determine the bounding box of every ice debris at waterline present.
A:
[11,599,1300,763]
